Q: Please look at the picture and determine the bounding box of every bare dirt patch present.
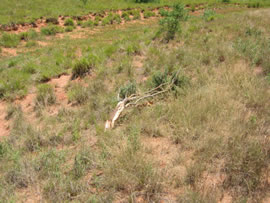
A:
[0,102,9,137]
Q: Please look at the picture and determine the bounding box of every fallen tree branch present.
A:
[105,69,181,130]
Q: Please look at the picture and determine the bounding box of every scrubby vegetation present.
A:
[0,2,269,203]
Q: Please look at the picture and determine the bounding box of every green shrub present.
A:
[71,57,94,79]
[143,10,155,18]
[151,71,168,88]
[35,84,56,107]
[102,17,110,26]
[41,25,63,36]
[65,26,74,32]
[159,8,167,16]
[156,3,188,42]
[25,41,38,47]
[221,0,230,3]
[135,0,155,3]
[203,9,216,22]
[133,10,141,20]
[113,14,122,24]
[64,18,75,26]
[122,12,131,21]
[119,81,136,100]
[81,20,94,28]
[0,33,20,48]
[19,29,38,41]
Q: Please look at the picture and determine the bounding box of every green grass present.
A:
[0,0,269,25]
[0,6,269,202]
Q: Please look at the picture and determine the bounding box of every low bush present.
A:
[0,33,20,48]
[119,81,136,100]
[65,26,74,32]
[133,10,141,20]
[143,10,155,18]
[64,18,75,26]
[35,84,56,107]
[81,20,93,28]
[203,9,216,22]
[41,25,63,35]
[121,12,131,21]
[156,3,188,42]
[19,29,38,41]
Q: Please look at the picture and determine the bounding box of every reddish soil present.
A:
[0,102,9,137]
[48,74,70,106]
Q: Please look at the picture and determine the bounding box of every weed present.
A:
[19,29,38,41]
[133,10,141,20]
[119,81,136,100]
[35,84,56,107]
[122,12,131,21]
[143,10,155,18]
[156,3,188,42]
[41,25,63,35]
[203,9,216,22]
[0,33,20,48]
[25,41,38,47]
[113,14,122,24]
[65,26,74,32]
[64,18,75,26]
[81,20,93,28]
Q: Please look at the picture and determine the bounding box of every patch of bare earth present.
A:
[47,74,71,114]
[1,48,17,56]
[142,136,182,201]
[0,102,9,138]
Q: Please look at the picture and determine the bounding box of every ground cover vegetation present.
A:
[0,0,269,25]
[0,1,269,202]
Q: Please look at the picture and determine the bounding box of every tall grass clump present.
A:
[0,33,20,48]
[35,84,56,107]
[71,57,94,79]
[41,25,63,36]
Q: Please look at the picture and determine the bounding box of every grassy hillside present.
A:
[0,0,269,24]
[0,3,269,203]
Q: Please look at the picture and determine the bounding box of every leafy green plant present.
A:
[203,9,216,22]
[121,12,131,21]
[19,29,38,41]
[80,0,88,5]
[0,33,20,48]
[156,3,188,42]
[81,20,93,28]
[133,10,141,20]
[119,82,136,100]
[113,14,122,24]
[65,26,74,32]
[41,25,63,35]
[143,10,155,18]
[64,18,75,26]
[35,84,56,107]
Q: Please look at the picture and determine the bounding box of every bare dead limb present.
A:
[105,69,181,130]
